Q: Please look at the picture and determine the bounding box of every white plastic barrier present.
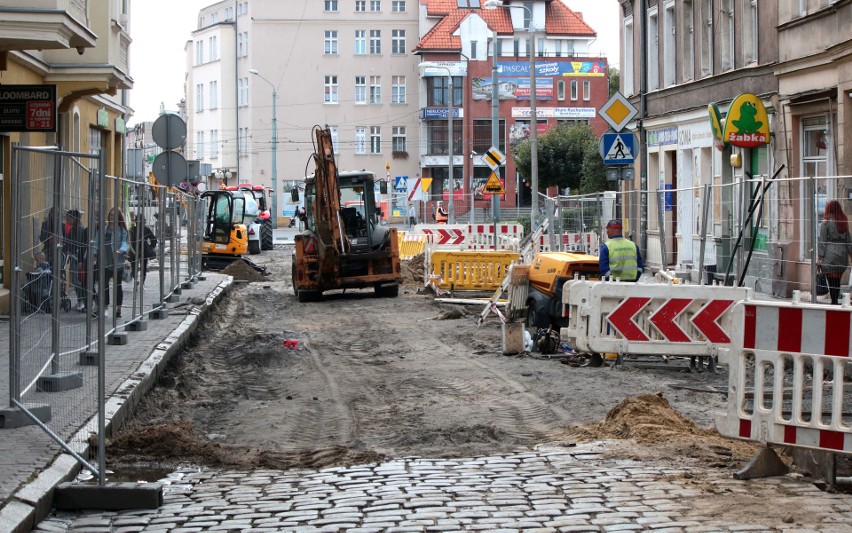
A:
[560,279,751,356]
[466,224,524,250]
[716,299,852,455]
[419,224,468,248]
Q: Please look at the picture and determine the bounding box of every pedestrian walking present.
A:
[599,219,643,282]
[817,199,852,305]
[407,203,417,229]
[129,213,157,285]
[91,207,129,318]
[63,209,88,311]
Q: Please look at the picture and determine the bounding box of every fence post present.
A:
[698,183,711,285]
[657,188,668,270]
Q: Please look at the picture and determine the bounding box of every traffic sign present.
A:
[482,146,506,170]
[483,172,505,195]
[599,92,638,132]
[600,132,636,165]
[395,176,407,191]
[421,178,432,192]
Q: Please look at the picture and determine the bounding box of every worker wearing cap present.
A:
[600,219,643,282]
[435,201,448,224]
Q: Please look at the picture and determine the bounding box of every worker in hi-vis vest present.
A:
[599,219,643,282]
[434,201,448,224]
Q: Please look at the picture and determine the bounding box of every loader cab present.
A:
[338,172,386,251]
[201,190,248,255]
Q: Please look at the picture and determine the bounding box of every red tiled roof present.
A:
[416,1,596,53]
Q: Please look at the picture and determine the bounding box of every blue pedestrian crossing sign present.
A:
[601,132,636,165]
[394,176,407,191]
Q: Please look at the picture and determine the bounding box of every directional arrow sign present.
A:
[607,297,650,342]
[690,300,734,343]
[435,228,465,245]
[649,298,692,342]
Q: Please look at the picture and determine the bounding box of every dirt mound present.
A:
[222,259,268,282]
[258,446,387,470]
[401,253,425,289]
[559,393,759,465]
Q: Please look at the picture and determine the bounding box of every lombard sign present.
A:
[0,84,57,132]
[722,93,770,148]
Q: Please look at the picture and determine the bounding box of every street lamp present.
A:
[420,62,455,223]
[249,68,279,229]
[484,0,538,229]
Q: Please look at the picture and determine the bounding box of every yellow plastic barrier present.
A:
[399,233,428,260]
[429,250,520,291]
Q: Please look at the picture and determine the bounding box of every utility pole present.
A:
[271,88,278,228]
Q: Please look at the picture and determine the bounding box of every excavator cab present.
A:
[200,190,249,267]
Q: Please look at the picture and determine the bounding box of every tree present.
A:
[512,122,606,193]
[579,140,615,194]
[608,67,620,97]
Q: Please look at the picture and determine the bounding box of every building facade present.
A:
[414,0,608,220]
[0,0,132,312]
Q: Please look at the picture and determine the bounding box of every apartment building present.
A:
[619,0,780,289]
[414,0,608,216]
[185,0,422,219]
[0,0,133,312]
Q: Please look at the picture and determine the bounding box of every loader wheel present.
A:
[248,239,261,255]
[375,284,399,298]
[525,302,538,329]
[587,353,604,367]
[261,220,274,250]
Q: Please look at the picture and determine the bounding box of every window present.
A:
[392,0,405,12]
[427,77,462,107]
[457,0,480,6]
[700,0,713,77]
[495,38,503,57]
[239,77,248,106]
[681,1,694,82]
[324,30,338,54]
[570,80,578,100]
[356,0,365,11]
[355,126,366,154]
[195,40,204,65]
[623,16,634,95]
[196,131,204,159]
[663,1,675,87]
[370,30,381,54]
[355,30,366,55]
[370,126,382,154]
[355,76,367,104]
[209,36,218,61]
[392,126,406,152]
[324,75,339,103]
[647,6,659,91]
[392,75,406,104]
[370,0,381,11]
[537,37,544,57]
[324,0,338,12]
[329,126,339,154]
[555,40,562,57]
[238,32,245,57]
[239,127,248,155]
[557,80,565,100]
[522,0,532,29]
[426,122,461,155]
[369,75,381,104]
[582,80,590,101]
[743,0,758,65]
[472,119,506,153]
[196,83,204,112]
[471,41,478,59]
[513,38,519,56]
[720,0,734,71]
[392,30,406,55]
[210,130,219,157]
[209,81,218,109]
[225,6,233,19]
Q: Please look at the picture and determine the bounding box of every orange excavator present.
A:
[291,126,401,301]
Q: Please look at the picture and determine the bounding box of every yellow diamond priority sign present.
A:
[599,91,638,132]
[483,172,505,195]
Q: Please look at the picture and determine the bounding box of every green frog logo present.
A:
[732,102,763,134]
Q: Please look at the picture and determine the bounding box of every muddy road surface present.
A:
[110,244,755,472]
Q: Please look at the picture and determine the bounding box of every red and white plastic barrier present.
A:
[716,299,852,455]
[560,279,751,356]
[414,223,524,251]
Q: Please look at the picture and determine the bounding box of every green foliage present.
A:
[512,122,603,193]
[579,140,615,194]
[608,67,620,97]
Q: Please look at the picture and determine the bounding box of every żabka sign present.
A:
[722,93,770,148]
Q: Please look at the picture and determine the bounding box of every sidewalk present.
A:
[0,267,234,533]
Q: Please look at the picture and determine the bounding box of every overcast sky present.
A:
[128,0,619,126]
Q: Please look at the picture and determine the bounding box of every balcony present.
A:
[0,1,97,53]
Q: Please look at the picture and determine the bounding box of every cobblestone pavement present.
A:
[36,444,852,532]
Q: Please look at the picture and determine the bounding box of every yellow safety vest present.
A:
[605,237,639,281]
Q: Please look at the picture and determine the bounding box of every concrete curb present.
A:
[0,277,234,533]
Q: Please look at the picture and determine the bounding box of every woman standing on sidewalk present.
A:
[92,207,129,317]
[817,200,852,305]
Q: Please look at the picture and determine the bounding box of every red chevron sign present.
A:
[649,298,693,342]
[610,297,734,344]
[425,228,465,245]
[607,297,650,341]
[690,299,734,343]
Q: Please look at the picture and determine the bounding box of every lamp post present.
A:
[421,62,455,223]
[249,68,279,229]
[484,0,538,229]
